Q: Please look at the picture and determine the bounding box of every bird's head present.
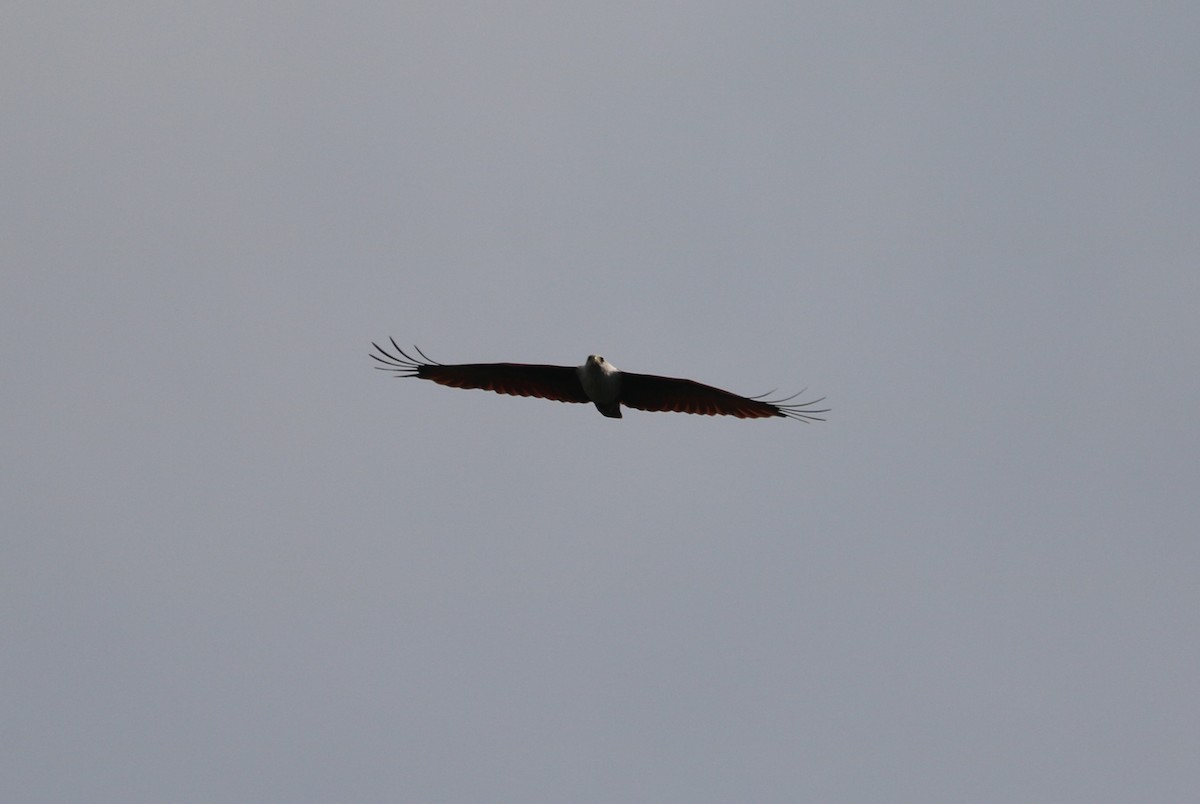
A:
[586,354,620,375]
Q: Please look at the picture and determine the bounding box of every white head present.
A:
[586,355,618,374]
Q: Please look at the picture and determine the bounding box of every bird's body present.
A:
[577,354,623,418]
[371,341,828,422]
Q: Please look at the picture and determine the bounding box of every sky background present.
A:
[4,3,1199,801]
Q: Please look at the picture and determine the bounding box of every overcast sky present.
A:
[5,3,1199,802]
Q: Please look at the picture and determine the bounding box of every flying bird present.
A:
[371,340,828,422]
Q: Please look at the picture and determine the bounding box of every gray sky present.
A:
[5,3,1198,801]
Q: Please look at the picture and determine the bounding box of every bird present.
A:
[371,339,828,422]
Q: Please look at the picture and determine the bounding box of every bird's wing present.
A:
[618,372,829,422]
[371,340,590,404]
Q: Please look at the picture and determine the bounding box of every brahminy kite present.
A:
[371,340,828,422]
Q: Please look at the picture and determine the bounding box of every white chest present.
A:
[578,356,621,404]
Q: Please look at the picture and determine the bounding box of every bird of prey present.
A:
[371,340,828,422]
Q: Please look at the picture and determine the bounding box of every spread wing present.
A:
[618,372,829,422]
[371,340,590,404]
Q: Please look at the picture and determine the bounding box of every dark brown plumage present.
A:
[371,340,828,422]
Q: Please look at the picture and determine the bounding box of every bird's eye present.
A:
[597,356,603,362]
